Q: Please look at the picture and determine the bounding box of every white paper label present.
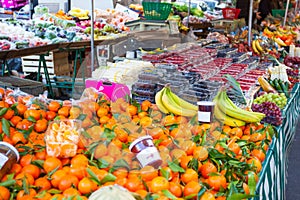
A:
[136,147,162,168]
[198,111,211,123]
[0,153,8,169]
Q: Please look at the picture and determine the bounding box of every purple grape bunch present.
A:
[252,102,283,126]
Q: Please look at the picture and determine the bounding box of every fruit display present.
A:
[252,102,283,126]
[0,22,49,49]
[253,92,287,109]
[262,27,296,46]
[172,3,204,18]
[0,86,276,200]
[283,56,300,87]
[54,9,73,21]
[214,90,265,127]
[68,8,89,20]
[155,86,197,117]
[94,8,134,32]
[129,4,143,14]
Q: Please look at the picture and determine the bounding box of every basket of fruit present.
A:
[142,1,172,20]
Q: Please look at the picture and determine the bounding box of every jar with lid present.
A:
[129,135,162,169]
[0,141,20,180]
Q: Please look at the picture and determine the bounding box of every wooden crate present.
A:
[0,76,44,96]
[22,52,70,79]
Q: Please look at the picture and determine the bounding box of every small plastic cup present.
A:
[129,136,162,169]
[197,101,215,123]
[0,142,19,180]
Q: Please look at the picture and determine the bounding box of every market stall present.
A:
[0,1,299,200]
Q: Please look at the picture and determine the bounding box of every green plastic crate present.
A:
[142,2,172,20]
[272,9,285,17]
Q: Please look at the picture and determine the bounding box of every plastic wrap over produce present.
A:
[92,59,154,86]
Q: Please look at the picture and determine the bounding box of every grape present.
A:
[252,102,283,126]
[253,93,287,109]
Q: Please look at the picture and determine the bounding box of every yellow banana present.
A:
[252,40,260,55]
[167,88,198,111]
[222,91,265,119]
[214,104,246,127]
[265,28,274,37]
[278,27,289,34]
[155,87,169,114]
[255,40,264,53]
[216,91,264,123]
[162,87,197,117]
[274,37,287,47]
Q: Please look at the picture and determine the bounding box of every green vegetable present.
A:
[45,31,57,40]
[15,41,29,49]
[279,81,288,98]
[51,38,68,44]
[173,3,188,12]
[72,36,83,42]
[273,78,283,93]
[268,79,275,88]
[66,31,76,41]
[191,8,204,17]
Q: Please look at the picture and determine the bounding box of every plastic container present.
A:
[272,9,285,17]
[129,136,162,168]
[197,101,215,123]
[222,8,241,19]
[45,120,82,158]
[138,72,161,82]
[134,80,156,90]
[0,142,19,180]
[142,2,172,20]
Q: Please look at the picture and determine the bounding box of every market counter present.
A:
[255,83,300,200]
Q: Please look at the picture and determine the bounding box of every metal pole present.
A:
[284,0,290,26]
[29,0,33,19]
[247,0,254,46]
[295,0,298,16]
[187,0,191,27]
[91,0,95,73]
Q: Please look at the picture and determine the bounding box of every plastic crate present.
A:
[222,8,240,19]
[272,9,285,17]
[142,2,172,20]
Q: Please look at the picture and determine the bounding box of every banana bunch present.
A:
[251,39,265,55]
[139,48,164,55]
[155,86,197,117]
[263,27,275,37]
[213,90,265,127]
[68,8,89,19]
[273,37,287,47]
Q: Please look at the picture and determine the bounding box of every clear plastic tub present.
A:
[45,119,82,158]
[134,80,156,90]
[156,64,177,73]
[0,142,19,180]
[132,95,155,103]
[132,87,156,96]
[138,72,161,81]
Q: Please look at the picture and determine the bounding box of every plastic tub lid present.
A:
[197,101,215,106]
[129,135,153,151]
[0,141,20,161]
